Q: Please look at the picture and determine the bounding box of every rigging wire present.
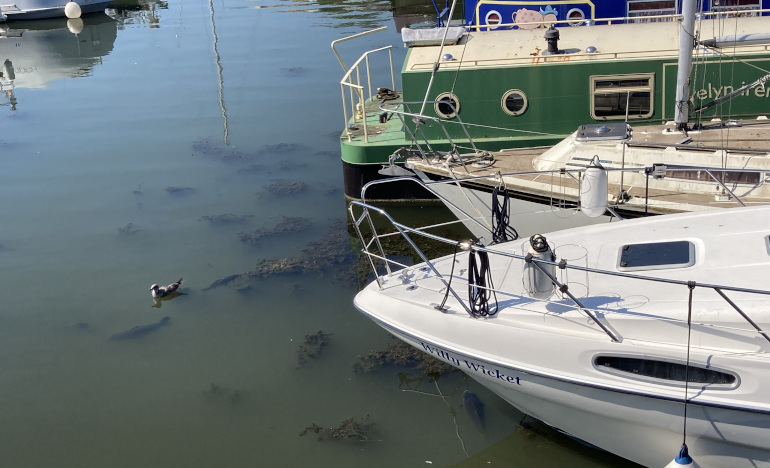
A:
[691,1,706,130]
[681,282,697,447]
[436,241,463,311]
[447,9,474,100]
[418,0,461,117]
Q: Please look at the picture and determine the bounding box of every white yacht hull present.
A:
[1,0,111,21]
[352,205,770,467]
[365,316,770,467]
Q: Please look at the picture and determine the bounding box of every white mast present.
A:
[674,0,697,131]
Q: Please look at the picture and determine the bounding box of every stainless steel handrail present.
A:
[380,101,480,156]
[465,8,770,31]
[349,197,770,344]
[337,35,396,144]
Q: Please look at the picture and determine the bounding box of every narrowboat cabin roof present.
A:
[404,15,770,72]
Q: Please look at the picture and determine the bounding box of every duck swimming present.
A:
[149,278,183,298]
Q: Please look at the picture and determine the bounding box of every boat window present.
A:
[627,0,677,22]
[590,74,654,120]
[484,10,503,29]
[501,90,528,116]
[617,240,695,271]
[434,92,460,119]
[663,165,761,185]
[566,8,587,26]
[710,0,762,17]
[595,356,737,384]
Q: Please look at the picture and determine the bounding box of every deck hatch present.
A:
[595,355,737,385]
[617,240,695,271]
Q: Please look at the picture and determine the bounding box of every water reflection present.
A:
[0,1,640,466]
[269,0,393,29]
[106,0,168,28]
[391,0,446,31]
[0,13,116,110]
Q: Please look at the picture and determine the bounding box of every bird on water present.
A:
[150,278,183,298]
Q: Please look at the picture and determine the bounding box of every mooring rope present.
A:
[468,246,498,317]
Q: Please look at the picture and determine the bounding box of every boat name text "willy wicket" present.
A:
[420,342,521,385]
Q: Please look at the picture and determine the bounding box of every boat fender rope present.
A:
[491,186,519,244]
[468,245,498,317]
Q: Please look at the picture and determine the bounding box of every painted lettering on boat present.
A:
[693,83,770,100]
[420,342,521,385]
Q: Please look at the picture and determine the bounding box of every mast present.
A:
[674,0,697,131]
[209,0,229,144]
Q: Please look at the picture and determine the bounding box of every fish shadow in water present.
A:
[110,316,171,341]
[462,390,487,437]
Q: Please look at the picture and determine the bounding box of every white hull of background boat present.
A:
[352,203,770,467]
[0,0,111,21]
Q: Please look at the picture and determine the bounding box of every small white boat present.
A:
[0,0,112,22]
[350,197,770,467]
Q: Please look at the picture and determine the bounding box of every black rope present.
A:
[468,245,498,317]
[491,186,519,244]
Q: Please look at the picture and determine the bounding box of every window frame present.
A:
[710,0,761,16]
[594,354,739,388]
[590,73,655,120]
[434,92,460,119]
[627,0,678,22]
[501,89,528,116]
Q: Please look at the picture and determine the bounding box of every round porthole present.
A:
[435,92,460,119]
[484,10,502,29]
[501,89,527,116]
[567,8,586,26]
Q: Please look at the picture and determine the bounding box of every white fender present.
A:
[580,155,608,218]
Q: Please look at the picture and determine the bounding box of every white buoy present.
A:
[579,155,608,218]
[522,234,556,299]
[64,1,82,19]
[67,18,84,34]
[664,444,701,468]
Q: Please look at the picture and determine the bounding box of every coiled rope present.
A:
[491,186,519,244]
[468,246,498,317]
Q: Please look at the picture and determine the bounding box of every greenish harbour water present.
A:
[0,1,638,466]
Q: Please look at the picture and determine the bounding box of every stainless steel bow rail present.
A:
[349,196,770,345]
[378,101,481,161]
